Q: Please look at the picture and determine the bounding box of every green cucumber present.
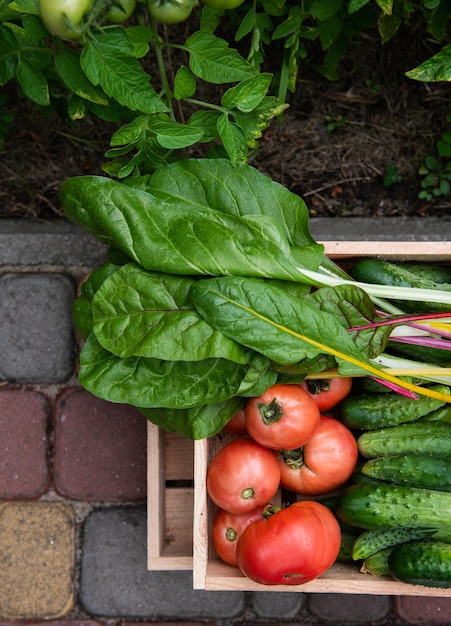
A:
[350,258,451,313]
[421,405,451,424]
[352,527,435,560]
[340,386,450,430]
[335,483,451,530]
[387,341,451,366]
[357,422,451,460]
[361,453,451,492]
[362,548,392,576]
[389,541,451,588]
[395,262,451,284]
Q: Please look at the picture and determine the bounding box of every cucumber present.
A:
[361,453,451,492]
[389,541,451,588]
[362,548,393,576]
[357,422,451,460]
[350,258,451,314]
[335,483,451,530]
[421,405,451,424]
[387,341,451,366]
[340,386,450,430]
[352,527,435,560]
[396,262,451,285]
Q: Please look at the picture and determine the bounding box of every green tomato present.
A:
[39,0,94,39]
[107,0,137,22]
[147,0,196,23]
[201,0,245,8]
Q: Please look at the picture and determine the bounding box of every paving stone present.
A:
[308,592,391,622]
[0,220,107,266]
[251,591,305,618]
[0,273,75,383]
[0,388,49,498]
[80,507,245,619]
[0,502,75,620]
[394,596,451,624]
[54,388,147,501]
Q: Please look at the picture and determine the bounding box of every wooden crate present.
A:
[149,241,451,594]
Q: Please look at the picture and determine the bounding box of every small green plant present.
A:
[324,115,346,132]
[383,164,403,187]
[418,126,451,202]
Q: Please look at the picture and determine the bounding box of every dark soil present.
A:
[1,25,450,221]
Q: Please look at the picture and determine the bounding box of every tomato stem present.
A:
[241,487,256,501]
[280,448,304,469]
[225,527,238,542]
[257,397,283,425]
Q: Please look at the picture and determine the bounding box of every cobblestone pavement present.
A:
[1,218,451,625]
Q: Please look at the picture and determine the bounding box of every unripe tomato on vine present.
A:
[201,0,246,8]
[147,0,197,23]
[39,0,94,40]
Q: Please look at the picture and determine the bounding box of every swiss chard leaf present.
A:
[144,158,316,249]
[190,275,360,365]
[307,284,392,358]
[140,396,246,439]
[60,174,324,280]
[78,334,258,409]
[91,262,247,363]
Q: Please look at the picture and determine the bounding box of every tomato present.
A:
[212,506,264,566]
[201,0,246,8]
[107,0,137,22]
[39,0,94,40]
[245,384,320,450]
[223,408,247,435]
[236,500,341,585]
[206,438,280,514]
[147,0,196,23]
[276,415,358,496]
[301,377,352,412]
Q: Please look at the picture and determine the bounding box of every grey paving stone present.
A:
[310,216,451,241]
[0,220,107,266]
[0,273,75,383]
[80,507,246,619]
[308,592,391,623]
[251,591,304,618]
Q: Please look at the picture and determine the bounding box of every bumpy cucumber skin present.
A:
[340,386,450,430]
[361,453,451,492]
[350,258,451,313]
[352,527,435,560]
[335,483,451,530]
[389,541,451,588]
[357,422,451,460]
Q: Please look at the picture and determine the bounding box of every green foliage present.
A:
[383,163,403,187]
[0,0,450,176]
[418,119,451,201]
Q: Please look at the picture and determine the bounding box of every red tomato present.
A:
[223,408,247,435]
[236,500,341,585]
[276,415,358,495]
[301,377,352,412]
[245,384,320,450]
[212,506,265,566]
[206,438,280,514]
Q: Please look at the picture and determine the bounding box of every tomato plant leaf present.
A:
[80,30,168,114]
[150,119,204,149]
[78,333,255,409]
[15,57,49,105]
[406,45,451,82]
[174,65,196,99]
[216,114,248,161]
[185,31,258,84]
[91,262,248,362]
[221,73,272,112]
[56,47,109,106]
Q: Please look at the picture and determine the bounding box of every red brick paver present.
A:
[0,388,49,499]
[395,596,451,624]
[54,388,147,501]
